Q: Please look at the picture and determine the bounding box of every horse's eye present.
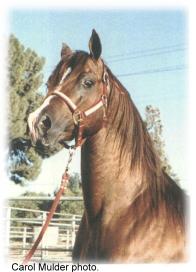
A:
[83,79,94,88]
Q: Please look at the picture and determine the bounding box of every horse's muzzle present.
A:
[28,109,52,146]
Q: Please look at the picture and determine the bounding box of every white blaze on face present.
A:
[28,96,54,143]
[28,67,72,143]
[59,67,72,84]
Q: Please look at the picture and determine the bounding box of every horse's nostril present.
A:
[40,115,52,131]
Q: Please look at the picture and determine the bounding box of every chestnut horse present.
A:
[28,30,187,262]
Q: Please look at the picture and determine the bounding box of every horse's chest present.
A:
[84,214,185,262]
[84,216,129,260]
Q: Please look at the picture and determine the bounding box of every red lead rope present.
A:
[22,148,75,264]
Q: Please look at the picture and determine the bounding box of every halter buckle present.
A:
[73,110,84,125]
[102,94,108,108]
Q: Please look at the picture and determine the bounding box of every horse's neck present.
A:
[81,84,151,222]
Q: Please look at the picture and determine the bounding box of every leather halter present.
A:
[50,67,109,148]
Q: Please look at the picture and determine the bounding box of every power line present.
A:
[106,44,186,60]
[45,45,186,70]
[116,65,186,78]
[107,48,186,63]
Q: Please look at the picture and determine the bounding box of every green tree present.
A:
[62,173,83,214]
[68,172,82,195]
[145,105,179,182]
[8,35,45,184]
[8,35,45,140]
[53,172,83,215]
[59,200,84,215]
[9,192,50,227]
[8,35,63,184]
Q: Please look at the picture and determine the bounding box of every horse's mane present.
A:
[105,65,186,225]
[105,65,161,176]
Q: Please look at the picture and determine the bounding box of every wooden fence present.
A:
[4,198,83,263]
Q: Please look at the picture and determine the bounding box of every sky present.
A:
[8,9,187,196]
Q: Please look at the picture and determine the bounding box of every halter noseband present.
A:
[50,67,109,148]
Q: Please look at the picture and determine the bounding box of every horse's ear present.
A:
[89,29,102,60]
[61,43,72,58]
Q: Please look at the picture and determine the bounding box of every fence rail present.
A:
[4,199,83,263]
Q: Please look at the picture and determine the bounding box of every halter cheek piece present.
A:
[49,67,109,148]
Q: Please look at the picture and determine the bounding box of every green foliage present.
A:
[145,105,179,182]
[9,192,49,227]
[9,189,84,228]
[59,201,84,215]
[56,172,83,215]
[63,173,83,214]
[145,106,164,160]
[9,147,42,185]
[8,34,45,141]
[68,172,81,195]
[8,35,63,184]
[8,35,45,184]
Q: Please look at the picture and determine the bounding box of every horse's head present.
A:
[28,30,109,147]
